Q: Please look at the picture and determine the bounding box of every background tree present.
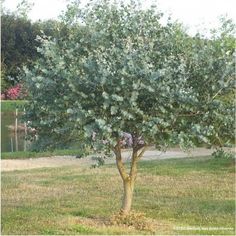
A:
[1,0,65,93]
[23,0,235,215]
[15,0,34,19]
[1,13,40,84]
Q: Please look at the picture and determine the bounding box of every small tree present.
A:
[23,1,235,214]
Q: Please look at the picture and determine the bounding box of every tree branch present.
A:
[137,145,147,160]
[210,77,234,102]
[129,149,138,182]
[113,141,129,181]
[129,145,147,182]
[177,111,204,117]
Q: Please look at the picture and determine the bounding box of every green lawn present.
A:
[1,156,235,235]
[1,149,84,160]
[1,100,27,112]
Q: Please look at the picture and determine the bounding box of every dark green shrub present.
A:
[212,148,234,159]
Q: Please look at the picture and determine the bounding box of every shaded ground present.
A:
[1,147,226,172]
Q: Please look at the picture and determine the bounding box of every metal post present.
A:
[15,108,18,151]
[15,108,18,133]
[24,108,27,135]
[24,108,27,151]
[11,137,13,152]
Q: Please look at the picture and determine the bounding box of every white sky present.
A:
[3,0,236,35]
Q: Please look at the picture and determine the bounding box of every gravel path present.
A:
[1,147,225,172]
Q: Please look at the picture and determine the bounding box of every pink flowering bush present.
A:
[5,84,22,100]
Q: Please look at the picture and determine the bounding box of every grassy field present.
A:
[1,156,235,235]
[1,149,84,160]
[1,100,27,112]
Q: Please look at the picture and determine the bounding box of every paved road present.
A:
[1,147,233,172]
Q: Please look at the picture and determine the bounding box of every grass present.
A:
[1,156,235,235]
[1,100,27,112]
[1,149,84,159]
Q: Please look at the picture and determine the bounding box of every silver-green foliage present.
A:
[23,0,235,152]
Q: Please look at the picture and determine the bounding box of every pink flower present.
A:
[6,84,24,100]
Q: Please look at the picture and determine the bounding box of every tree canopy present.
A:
[23,1,235,151]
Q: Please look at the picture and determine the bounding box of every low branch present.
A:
[137,145,147,160]
[210,77,234,102]
[129,150,138,182]
[133,143,145,153]
[177,111,204,117]
[113,141,129,181]
[129,145,147,182]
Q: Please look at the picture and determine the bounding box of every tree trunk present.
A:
[113,141,146,215]
[121,178,134,214]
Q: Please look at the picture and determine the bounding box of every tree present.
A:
[16,0,34,19]
[22,0,235,215]
[1,13,40,85]
[1,0,64,89]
